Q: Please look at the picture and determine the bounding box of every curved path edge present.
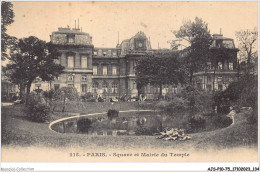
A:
[48,109,154,133]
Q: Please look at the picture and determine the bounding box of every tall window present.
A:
[173,85,177,94]
[218,62,222,70]
[67,35,75,43]
[107,50,112,57]
[103,66,107,75]
[68,56,74,68]
[218,76,222,82]
[112,66,117,75]
[93,82,99,92]
[112,82,118,93]
[133,81,136,89]
[229,62,233,70]
[93,66,98,75]
[54,84,60,91]
[207,76,211,83]
[102,81,108,92]
[81,84,87,93]
[207,62,212,69]
[81,56,88,68]
[112,52,117,57]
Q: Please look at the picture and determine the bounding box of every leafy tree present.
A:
[1,1,15,60]
[214,75,257,114]
[3,36,64,102]
[235,28,258,75]
[135,50,185,99]
[53,87,79,112]
[170,17,212,84]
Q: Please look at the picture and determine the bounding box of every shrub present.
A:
[156,97,189,113]
[77,118,92,133]
[107,109,119,120]
[188,116,206,130]
[214,116,233,128]
[81,92,95,102]
[180,86,214,115]
[135,127,152,135]
[247,114,257,124]
[53,87,79,112]
[26,92,50,123]
[214,75,257,114]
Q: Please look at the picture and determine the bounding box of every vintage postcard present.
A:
[1,1,258,171]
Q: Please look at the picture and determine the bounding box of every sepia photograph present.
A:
[1,1,259,171]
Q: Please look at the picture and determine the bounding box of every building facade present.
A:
[31,28,239,100]
[193,33,239,91]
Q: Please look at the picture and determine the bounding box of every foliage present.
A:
[156,97,189,113]
[1,1,15,60]
[77,118,92,133]
[188,116,206,131]
[25,92,50,123]
[3,36,64,101]
[53,87,79,112]
[42,89,56,111]
[107,109,119,120]
[170,17,212,83]
[214,116,233,128]
[42,89,55,100]
[180,86,214,115]
[135,50,185,99]
[214,75,257,114]
[135,127,153,136]
[235,28,258,75]
[81,92,95,102]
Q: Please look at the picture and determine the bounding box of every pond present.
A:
[50,110,232,136]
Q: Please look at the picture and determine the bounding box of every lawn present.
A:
[1,102,258,162]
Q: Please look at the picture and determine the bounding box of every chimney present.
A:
[74,20,76,29]
[78,18,79,29]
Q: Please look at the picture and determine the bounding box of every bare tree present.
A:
[235,27,258,75]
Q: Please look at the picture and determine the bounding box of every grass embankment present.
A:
[1,102,257,151]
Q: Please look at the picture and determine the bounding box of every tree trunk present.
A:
[62,97,66,112]
[19,83,26,100]
[158,84,163,100]
[25,82,32,106]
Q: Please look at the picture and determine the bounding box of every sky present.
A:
[6,1,258,49]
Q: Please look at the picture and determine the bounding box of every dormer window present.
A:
[107,50,112,56]
[98,49,102,56]
[67,34,75,43]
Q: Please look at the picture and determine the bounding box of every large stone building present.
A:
[193,33,239,91]
[31,27,239,100]
[32,27,168,100]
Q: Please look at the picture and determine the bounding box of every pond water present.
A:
[50,111,232,136]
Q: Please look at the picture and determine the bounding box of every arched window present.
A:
[103,65,107,75]
[112,82,118,93]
